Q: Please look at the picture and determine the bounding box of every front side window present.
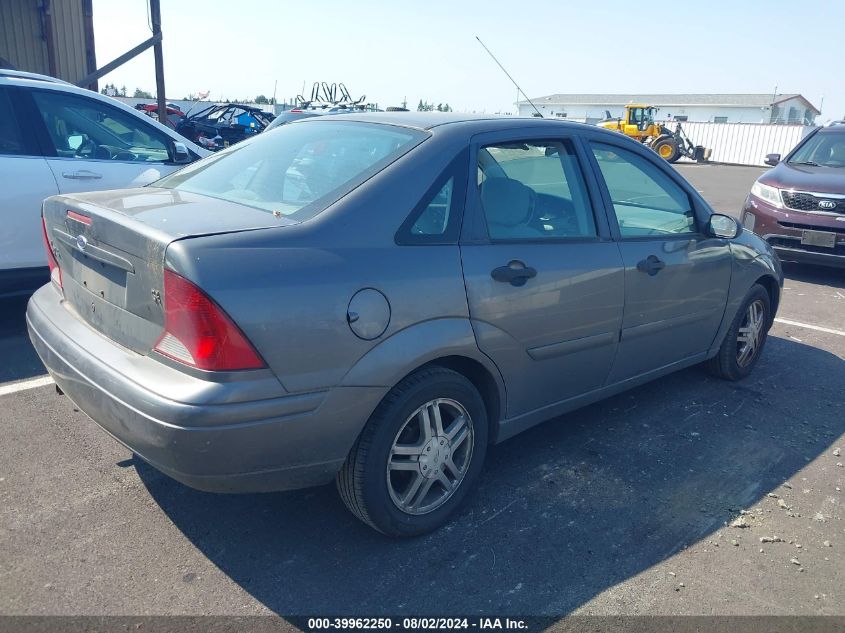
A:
[591,142,696,237]
[157,121,424,222]
[477,139,596,241]
[32,91,170,162]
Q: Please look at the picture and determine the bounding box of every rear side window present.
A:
[396,149,468,244]
[0,89,25,156]
[412,178,454,236]
[158,121,425,222]
[477,139,596,241]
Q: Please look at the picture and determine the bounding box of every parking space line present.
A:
[0,375,54,397]
[774,318,845,338]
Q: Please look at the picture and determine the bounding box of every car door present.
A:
[460,129,625,419]
[27,89,182,195]
[586,139,732,382]
[0,86,58,275]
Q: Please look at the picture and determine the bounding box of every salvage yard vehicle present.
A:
[175,103,275,150]
[134,102,185,129]
[28,113,782,536]
[598,104,711,163]
[0,69,208,298]
[741,121,845,268]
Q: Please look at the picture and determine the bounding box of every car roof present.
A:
[0,68,72,85]
[297,111,602,132]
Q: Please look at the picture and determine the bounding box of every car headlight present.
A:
[750,181,782,208]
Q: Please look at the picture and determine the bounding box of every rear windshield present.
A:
[156,121,425,221]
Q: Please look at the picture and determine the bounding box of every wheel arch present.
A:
[753,273,780,325]
[418,355,503,443]
[338,318,507,442]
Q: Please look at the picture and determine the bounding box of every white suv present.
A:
[0,70,209,297]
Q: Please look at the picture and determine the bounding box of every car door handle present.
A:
[491,262,537,287]
[61,170,102,180]
[637,255,666,276]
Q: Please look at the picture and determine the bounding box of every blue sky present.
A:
[93,0,843,119]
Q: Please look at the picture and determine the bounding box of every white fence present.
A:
[663,121,816,166]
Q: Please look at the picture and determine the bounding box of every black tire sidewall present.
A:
[359,370,488,537]
[653,138,679,162]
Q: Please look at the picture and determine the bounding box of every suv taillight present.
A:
[153,270,265,371]
[41,217,62,289]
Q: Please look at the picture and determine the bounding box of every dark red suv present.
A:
[741,122,845,267]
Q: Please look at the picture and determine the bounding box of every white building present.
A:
[517,94,820,125]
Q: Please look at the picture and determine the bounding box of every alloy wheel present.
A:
[736,299,766,367]
[386,398,474,515]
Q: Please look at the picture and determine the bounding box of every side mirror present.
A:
[170,141,192,164]
[708,213,740,239]
[67,134,84,151]
[764,153,781,167]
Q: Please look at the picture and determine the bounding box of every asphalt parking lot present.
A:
[1,164,843,618]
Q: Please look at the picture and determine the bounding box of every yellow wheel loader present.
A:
[597,105,712,163]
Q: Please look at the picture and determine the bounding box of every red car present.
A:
[134,103,185,129]
[741,121,845,267]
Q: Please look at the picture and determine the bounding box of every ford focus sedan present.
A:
[27,113,782,536]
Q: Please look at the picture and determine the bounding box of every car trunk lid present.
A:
[43,187,294,353]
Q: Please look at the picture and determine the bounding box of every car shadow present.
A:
[782,262,845,290]
[0,294,47,383]
[135,335,844,615]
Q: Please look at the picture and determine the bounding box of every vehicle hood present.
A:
[63,187,297,239]
[760,162,845,194]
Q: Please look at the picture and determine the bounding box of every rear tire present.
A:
[337,367,488,537]
[653,136,680,162]
[707,284,771,381]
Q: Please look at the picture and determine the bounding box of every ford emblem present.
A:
[76,235,88,251]
[818,200,837,210]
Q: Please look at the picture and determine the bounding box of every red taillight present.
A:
[153,270,265,371]
[41,217,62,289]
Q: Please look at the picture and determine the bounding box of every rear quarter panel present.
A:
[164,131,487,395]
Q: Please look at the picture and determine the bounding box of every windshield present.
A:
[156,121,425,220]
[788,132,845,168]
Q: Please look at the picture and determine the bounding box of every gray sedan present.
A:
[27,113,783,536]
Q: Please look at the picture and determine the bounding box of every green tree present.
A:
[119,85,127,97]
[254,95,269,104]
[133,88,153,98]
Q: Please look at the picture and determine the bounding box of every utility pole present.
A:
[149,0,167,126]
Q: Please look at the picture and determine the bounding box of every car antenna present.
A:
[475,36,542,118]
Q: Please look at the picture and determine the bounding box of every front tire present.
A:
[653,136,680,162]
[707,284,771,381]
[337,367,488,537]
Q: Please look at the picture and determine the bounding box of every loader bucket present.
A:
[693,146,712,162]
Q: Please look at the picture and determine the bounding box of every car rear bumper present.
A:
[741,195,845,268]
[26,284,386,493]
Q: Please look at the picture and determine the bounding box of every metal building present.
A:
[0,0,96,87]
[518,94,821,125]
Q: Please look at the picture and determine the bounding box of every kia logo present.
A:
[818,200,837,210]
[76,235,88,251]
